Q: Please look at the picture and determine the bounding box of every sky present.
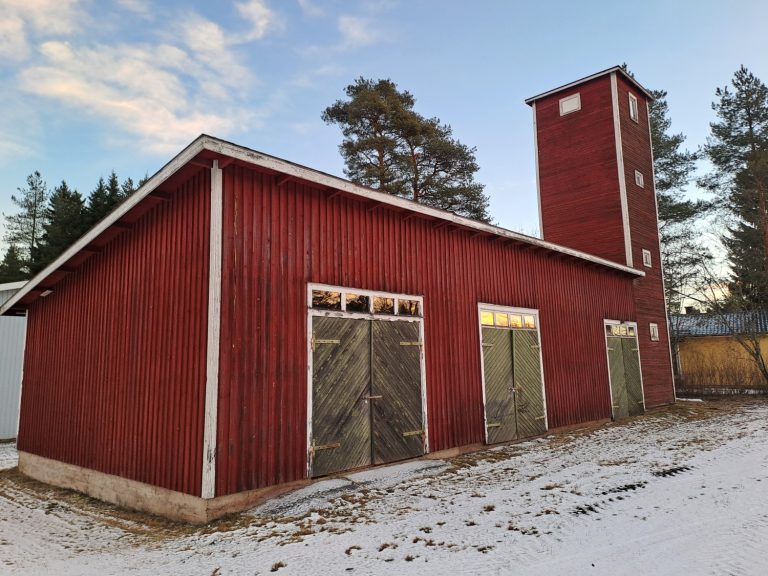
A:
[1,0,767,247]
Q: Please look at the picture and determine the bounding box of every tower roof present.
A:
[525,66,654,105]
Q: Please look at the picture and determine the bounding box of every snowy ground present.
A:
[1,399,767,575]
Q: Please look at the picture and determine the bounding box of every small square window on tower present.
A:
[635,170,644,188]
[559,93,581,116]
[642,249,652,267]
[649,323,660,341]
[628,93,639,123]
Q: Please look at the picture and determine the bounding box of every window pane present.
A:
[346,293,370,313]
[523,315,536,329]
[509,314,523,328]
[312,290,341,310]
[619,325,628,336]
[628,326,636,337]
[373,296,395,315]
[610,325,620,336]
[495,312,509,327]
[398,299,420,316]
[480,310,494,326]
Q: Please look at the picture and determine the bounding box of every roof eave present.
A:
[524,66,654,105]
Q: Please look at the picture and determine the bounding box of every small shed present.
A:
[0,281,27,440]
[671,311,768,392]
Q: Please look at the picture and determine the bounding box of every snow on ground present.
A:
[1,399,767,575]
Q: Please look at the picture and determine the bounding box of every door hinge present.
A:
[487,422,501,428]
[402,430,423,438]
[531,345,541,349]
[311,337,340,351]
[399,341,423,346]
[481,343,494,347]
[535,416,546,421]
[312,442,341,452]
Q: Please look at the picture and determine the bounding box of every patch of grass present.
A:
[270,561,285,572]
[345,545,361,556]
[419,526,432,533]
[540,483,562,491]
[404,555,417,562]
[482,504,495,512]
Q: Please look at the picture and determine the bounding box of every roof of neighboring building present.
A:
[670,310,768,337]
[0,135,644,317]
[524,65,654,105]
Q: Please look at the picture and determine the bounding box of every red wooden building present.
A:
[1,66,674,522]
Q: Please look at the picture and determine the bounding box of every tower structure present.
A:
[526,66,675,406]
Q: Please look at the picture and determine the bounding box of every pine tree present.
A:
[648,89,711,312]
[31,181,87,274]
[704,66,768,307]
[0,245,27,282]
[3,171,49,272]
[323,78,491,222]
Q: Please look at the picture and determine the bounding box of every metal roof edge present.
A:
[1,132,645,316]
[201,136,644,277]
[0,281,28,292]
[524,66,654,105]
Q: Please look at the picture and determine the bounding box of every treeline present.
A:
[0,171,147,282]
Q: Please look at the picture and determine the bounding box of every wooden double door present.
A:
[481,326,547,444]
[310,316,425,477]
[606,331,644,419]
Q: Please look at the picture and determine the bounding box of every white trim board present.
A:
[611,72,634,268]
[525,65,654,105]
[201,160,223,499]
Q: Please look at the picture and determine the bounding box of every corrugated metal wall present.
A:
[0,286,25,439]
[17,169,211,496]
[216,166,638,496]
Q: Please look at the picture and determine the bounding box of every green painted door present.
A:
[371,320,424,465]
[607,335,629,419]
[311,316,372,477]
[622,338,644,416]
[514,330,547,437]
[482,327,517,444]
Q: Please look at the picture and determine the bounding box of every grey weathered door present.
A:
[482,327,517,444]
[311,316,372,477]
[371,320,424,465]
[607,335,629,419]
[622,338,644,416]
[514,330,546,438]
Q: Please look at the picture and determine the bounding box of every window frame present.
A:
[649,323,660,341]
[634,170,644,188]
[628,92,639,123]
[559,93,581,116]
[642,249,652,268]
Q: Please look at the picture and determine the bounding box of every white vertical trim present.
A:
[15,313,27,438]
[646,108,678,402]
[202,160,223,499]
[532,102,543,238]
[611,72,633,267]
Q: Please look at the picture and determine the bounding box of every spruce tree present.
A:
[86,174,121,228]
[0,245,27,283]
[31,181,87,274]
[704,66,768,307]
[323,78,491,222]
[3,171,49,272]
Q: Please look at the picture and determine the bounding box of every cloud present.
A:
[297,0,323,17]
[235,0,280,41]
[19,41,246,154]
[338,15,381,47]
[0,0,82,62]
[116,0,152,18]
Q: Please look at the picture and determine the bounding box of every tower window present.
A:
[649,323,660,341]
[642,249,652,267]
[628,93,639,123]
[635,170,644,187]
[559,93,581,116]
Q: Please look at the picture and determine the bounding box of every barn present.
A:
[0,67,675,522]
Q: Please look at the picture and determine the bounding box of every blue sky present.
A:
[1,0,767,246]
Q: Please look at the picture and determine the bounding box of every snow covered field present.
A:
[1,399,766,575]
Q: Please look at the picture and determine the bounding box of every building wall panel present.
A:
[17,170,210,496]
[536,75,626,264]
[0,287,25,439]
[216,166,637,496]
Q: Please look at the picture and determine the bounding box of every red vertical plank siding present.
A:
[617,76,676,406]
[536,75,626,264]
[16,170,210,496]
[216,165,637,497]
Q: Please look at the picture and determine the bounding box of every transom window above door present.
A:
[605,323,636,338]
[480,308,537,330]
[309,285,422,317]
